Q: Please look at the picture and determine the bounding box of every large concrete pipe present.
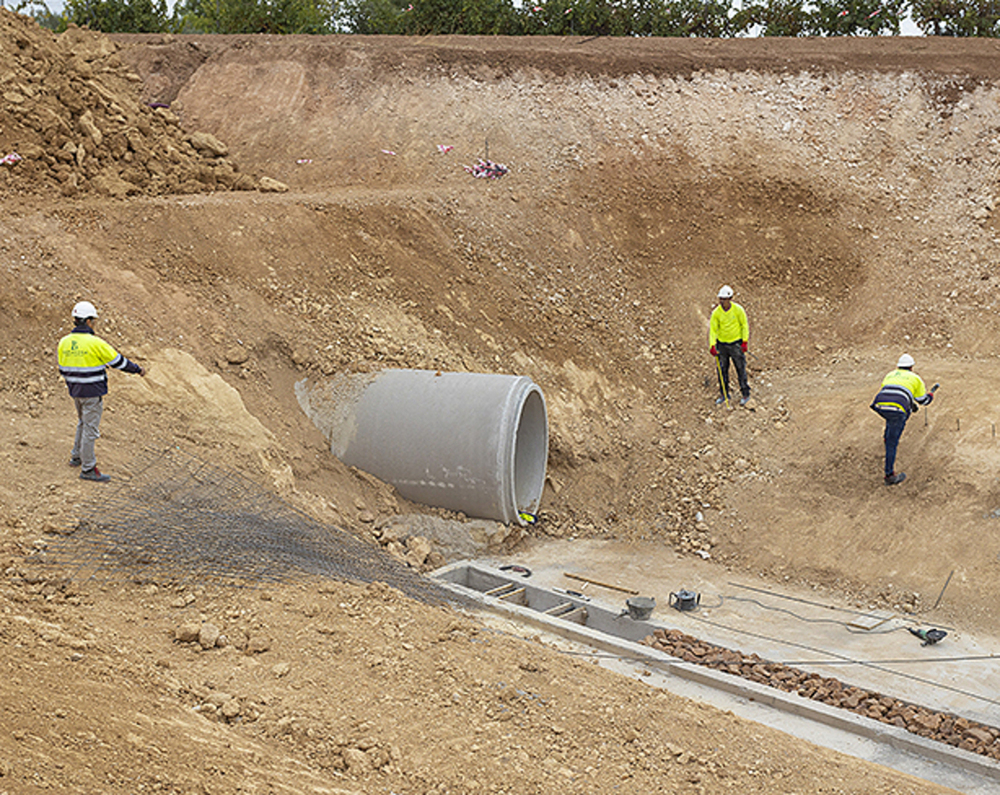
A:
[295,370,548,525]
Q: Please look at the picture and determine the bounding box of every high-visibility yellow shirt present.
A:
[709,302,749,346]
[57,327,138,397]
[871,369,929,417]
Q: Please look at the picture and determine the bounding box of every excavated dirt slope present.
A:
[0,15,268,196]
[3,12,1000,793]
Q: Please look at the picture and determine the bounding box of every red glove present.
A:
[710,345,718,357]
[741,341,748,353]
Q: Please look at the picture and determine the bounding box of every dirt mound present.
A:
[0,11,266,197]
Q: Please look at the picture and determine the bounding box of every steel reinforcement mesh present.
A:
[39,447,472,608]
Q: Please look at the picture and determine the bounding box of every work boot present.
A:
[884,472,906,486]
[80,467,111,483]
[69,457,82,467]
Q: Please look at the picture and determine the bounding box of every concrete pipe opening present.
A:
[295,370,548,525]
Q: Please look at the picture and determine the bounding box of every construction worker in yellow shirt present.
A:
[57,301,147,482]
[870,353,937,486]
[709,285,751,407]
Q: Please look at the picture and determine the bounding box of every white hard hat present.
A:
[718,285,734,299]
[897,353,915,369]
[72,300,98,320]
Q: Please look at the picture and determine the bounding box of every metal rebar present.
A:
[34,447,473,609]
[933,570,955,611]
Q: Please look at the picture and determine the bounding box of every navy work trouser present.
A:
[873,406,907,477]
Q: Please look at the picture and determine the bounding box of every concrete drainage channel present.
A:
[433,561,1000,794]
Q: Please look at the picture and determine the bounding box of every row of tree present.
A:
[14,0,1000,38]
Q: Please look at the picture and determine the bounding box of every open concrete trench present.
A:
[433,561,1000,794]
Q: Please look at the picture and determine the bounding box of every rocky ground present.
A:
[2,11,1000,793]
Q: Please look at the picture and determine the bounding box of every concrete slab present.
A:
[489,537,1000,729]
[846,610,895,630]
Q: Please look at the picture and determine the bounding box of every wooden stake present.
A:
[564,572,639,595]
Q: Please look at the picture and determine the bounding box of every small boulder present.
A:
[225,346,249,365]
[198,623,221,650]
[175,622,200,643]
[258,176,289,193]
[405,535,433,568]
[341,748,372,774]
[188,131,228,157]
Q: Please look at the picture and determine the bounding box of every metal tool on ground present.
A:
[933,569,954,610]
[925,382,940,427]
[564,572,639,595]
[553,587,590,601]
[617,596,656,620]
[715,355,731,409]
[669,589,701,611]
[500,564,532,577]
[909,627,948,646]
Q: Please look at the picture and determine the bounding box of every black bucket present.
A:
[669,590,700,611]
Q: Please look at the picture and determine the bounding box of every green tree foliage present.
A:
[336,0,1000,37]
[518,0,732,36]
[911,0,1000,34]
[25,0,1000,40]
[567,0,635,36]
[14,0,66,31]
[518,0,578,35]
[340,0,403,33]
[63,0,169,32]
[811,0,905,35]
[644,0,733,35]
[33,10,68,32]
[172,0,337,33]
[730,0,812,36]
[342,0,517,34]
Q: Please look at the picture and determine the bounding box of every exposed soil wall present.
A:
[2,12,999,793]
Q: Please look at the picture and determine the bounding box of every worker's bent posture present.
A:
[870,353,933,486]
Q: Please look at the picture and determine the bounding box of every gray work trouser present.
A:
[716,341,750,400]
[71,396,103,471]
